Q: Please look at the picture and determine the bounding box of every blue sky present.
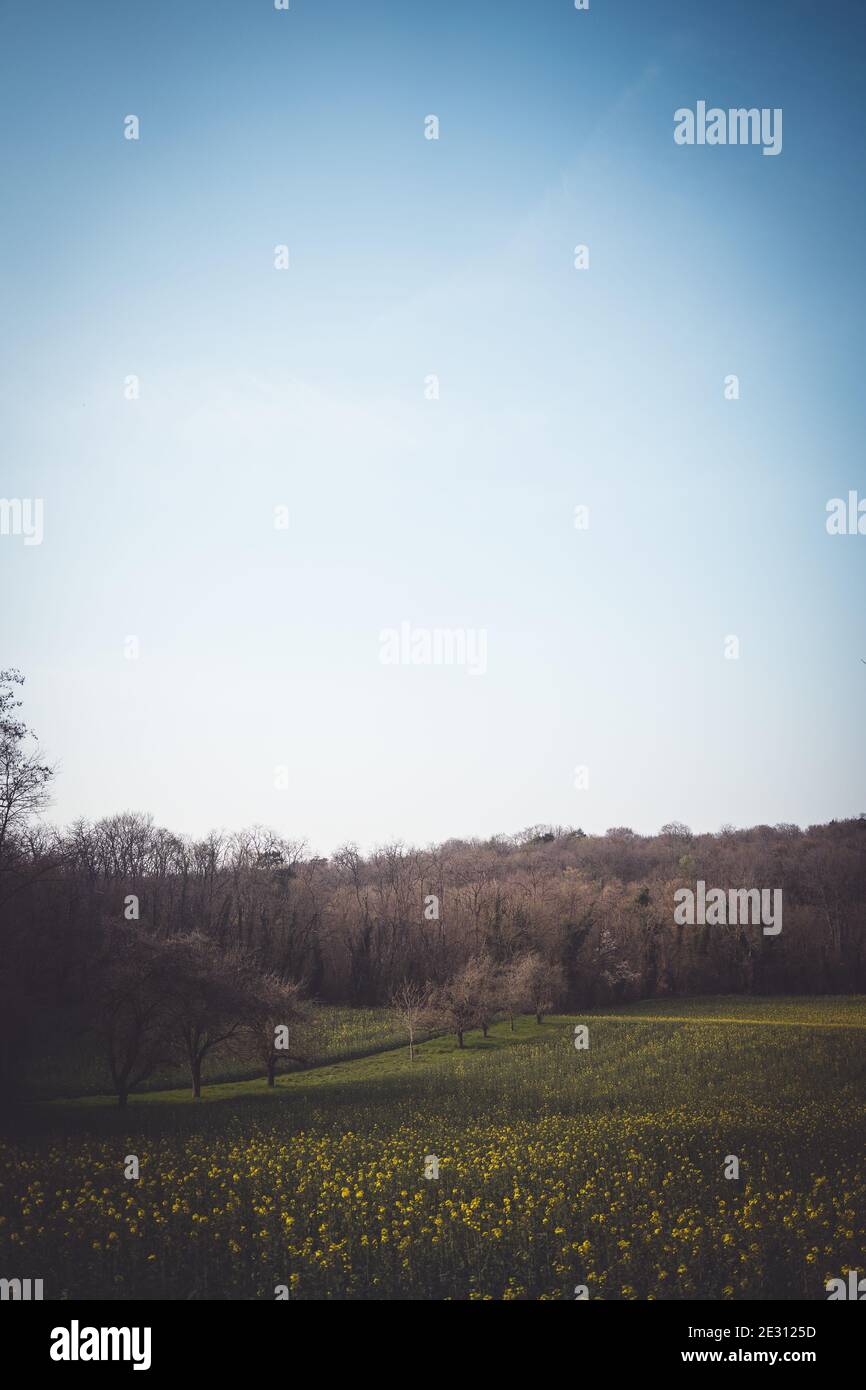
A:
[1,0,864,852]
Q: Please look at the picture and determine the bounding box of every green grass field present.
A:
[2,997,864,1300]
[18,1005,410,1099]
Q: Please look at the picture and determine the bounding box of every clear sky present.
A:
[1,0,864,853]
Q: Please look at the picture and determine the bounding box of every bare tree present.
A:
[243,973,312,1086]
[434,956,493,1048]
[0,669,54,870]
[474,954,502,1038]
[390,979,432,1061]
[502,956,530,1031]
[161,934,261,1099]
[89,928,174,1108]
[513,951,564,1024]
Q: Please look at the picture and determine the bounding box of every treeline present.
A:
[2,671,865,1096]
[3,810,865,1093]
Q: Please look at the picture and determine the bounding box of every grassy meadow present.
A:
[1,996,864,1301]
[17,1006,410,1099]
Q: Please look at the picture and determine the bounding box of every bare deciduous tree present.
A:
[513,951,564,1024]
[0,669,54,870]
[390,979,432,1061]
[502,956,530,1031]
[243,973,312,1086]
[90,927,174,1108]
[434,956,498,1048]
[161,934,261,1099]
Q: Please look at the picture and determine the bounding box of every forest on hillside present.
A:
[3,670,865,1099]
[4,805,865,1087]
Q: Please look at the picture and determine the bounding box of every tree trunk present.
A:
[457,1030,464,1048]
[482,1022,489,1037]
[510,1013,515,1032]
[117,1088,128,1110]
[536,1011,542,1024]
[191,1058,202,1099]
[267,1057,276,1087]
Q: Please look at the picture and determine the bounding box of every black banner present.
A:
[2,1298,860,1377]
